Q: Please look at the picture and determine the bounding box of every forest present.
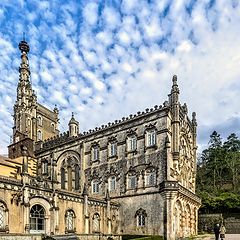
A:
[196,131,240,214]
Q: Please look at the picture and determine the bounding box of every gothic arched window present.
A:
[135,208,147,227]
[30,205,45,233]
[61,167,65,189]
[65,210,75,232]
[37,116,43,126]
[37,130,42,141]
[75,165,80,191]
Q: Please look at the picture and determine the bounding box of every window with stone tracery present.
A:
[65,210,75,232]
[135,208,147,227]
[30,204,45,233]
[60,157,80,192]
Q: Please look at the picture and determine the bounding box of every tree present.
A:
[197,131,240,214]
[223,133,240,191]
[206,131,226,190]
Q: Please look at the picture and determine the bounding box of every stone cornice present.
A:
[35,105,170,154]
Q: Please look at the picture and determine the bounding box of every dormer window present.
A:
[146,129,156,147]
[127,135,137,152]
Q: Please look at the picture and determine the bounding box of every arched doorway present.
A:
[30,204,45,233]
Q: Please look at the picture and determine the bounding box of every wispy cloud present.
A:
[0,0,240,154]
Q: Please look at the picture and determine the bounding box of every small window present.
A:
[38,116,43,126]
[92,180,99,194]
[92,146,99,161]
[42,161,48,175]
[146,130,156,147]
[138,214,145,227]
[109,142,117,157]
[135,208,147,227]
[37,130,42,141]
[128,136,137,151]
[51,123,55,132]
[109,176,116,191]
[128,175,137,189]
[146,172,156,186]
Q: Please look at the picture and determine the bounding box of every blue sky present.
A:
[0,0,240,155]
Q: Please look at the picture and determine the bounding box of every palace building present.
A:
[0,40,201,240]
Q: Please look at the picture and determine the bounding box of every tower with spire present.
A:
[8,39,59,159]
[68,112,79,137]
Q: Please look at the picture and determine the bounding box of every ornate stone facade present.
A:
[0,41,201,240]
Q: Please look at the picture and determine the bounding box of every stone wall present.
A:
[0,234,42,240]
[224,216,240,234]
[116,193,164,236]
[198,214,223,233]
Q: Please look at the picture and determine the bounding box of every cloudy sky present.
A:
[0,0,240,155]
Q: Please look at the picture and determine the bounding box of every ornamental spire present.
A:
[17,38,33,107]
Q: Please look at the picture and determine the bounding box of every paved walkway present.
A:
[196,234,240,240]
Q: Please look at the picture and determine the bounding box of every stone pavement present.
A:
[196,234,240,240]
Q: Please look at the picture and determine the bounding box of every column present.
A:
[164,192,177,240]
